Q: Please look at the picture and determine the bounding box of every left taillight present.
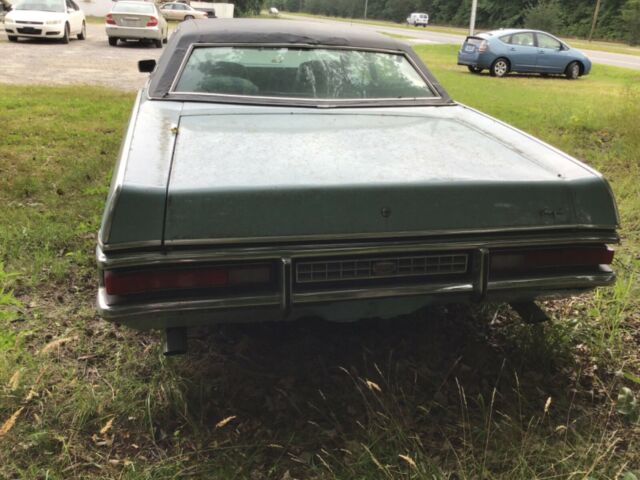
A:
[146,16,158,27]
[105,13,116,25]
[478,40,488,53]
[490,245,614,276]
[104,264,273,296]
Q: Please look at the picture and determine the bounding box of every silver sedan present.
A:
[105,1,168,48]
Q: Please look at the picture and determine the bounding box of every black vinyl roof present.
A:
[147,19,452,106]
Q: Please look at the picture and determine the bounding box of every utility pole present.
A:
[589,0,602,42]
[469,0,478,36]
[363,0,368,19]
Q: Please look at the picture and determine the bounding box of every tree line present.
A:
[259,0,640,44]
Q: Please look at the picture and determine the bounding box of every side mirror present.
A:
[138,59,157,73]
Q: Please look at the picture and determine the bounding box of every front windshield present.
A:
[174,46,437,100]
[14,0,65,12]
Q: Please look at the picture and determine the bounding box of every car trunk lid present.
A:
[161,109,611,245]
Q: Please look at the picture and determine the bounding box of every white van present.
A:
[407,12,429,27]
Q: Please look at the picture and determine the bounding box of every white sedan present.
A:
[3,0,86,43]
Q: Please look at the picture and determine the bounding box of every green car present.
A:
[97,19,619,354]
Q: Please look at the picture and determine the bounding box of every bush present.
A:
[524,0,564,33]
[622,0,640,45]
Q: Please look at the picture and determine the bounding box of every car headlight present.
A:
[46,19,63,25]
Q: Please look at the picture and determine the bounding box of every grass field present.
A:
[0,45,639,479]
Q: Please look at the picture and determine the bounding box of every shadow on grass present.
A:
[136,304,600,477]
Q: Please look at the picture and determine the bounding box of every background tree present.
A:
[621,0,640,44]
[234,0,264,16]
[524,0,564,34]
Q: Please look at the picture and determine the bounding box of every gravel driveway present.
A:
[0,23,166,91]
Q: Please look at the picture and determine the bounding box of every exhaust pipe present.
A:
[163,327,187,356]
[510,301,550,324]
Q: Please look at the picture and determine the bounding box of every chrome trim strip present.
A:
[487,271,615,292]
[99,89,143,245]
[97,287,280,319]
[280,258,292,312]
[98,230,619,264]
[100,224,618,252]
[292,282,474,304]
[166,42,442,104]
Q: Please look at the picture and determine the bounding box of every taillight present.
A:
[490,245,614,275]
[104,264,273,296]
[146,16,158,27]
[478,40,488,53]
[106,13,115,25]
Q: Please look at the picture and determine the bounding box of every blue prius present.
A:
[457,28,592,79]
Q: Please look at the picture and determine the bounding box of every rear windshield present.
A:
[464,36,484,46]
[173,46,437,100]
[113,2,155,13]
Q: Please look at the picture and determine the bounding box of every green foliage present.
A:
[524,0,564,34]
[617,387,640,423]
[234,0,264,16]
[289,0,634,43]
[622,0,640,45]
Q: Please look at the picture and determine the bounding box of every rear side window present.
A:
[174,46,437,100]
[499,34,511,43]
[510,32,535,46]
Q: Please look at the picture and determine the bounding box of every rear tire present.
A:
[565,61,580,80]
[162,35,168,44]
[467,66,483,74]
[8,35,18,42]
[108,36,118,46]
[154,38,162,48]
[490,58,509,77]
[77,21,86,40]
[61,23,70,44]
[184,14,194,20]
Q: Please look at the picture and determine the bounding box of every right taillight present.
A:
[105,13,116,25]
[478,40,488,52]
[146,16,158,27]
[490,245,614,275]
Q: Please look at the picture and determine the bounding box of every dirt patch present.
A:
[0,23,164,91]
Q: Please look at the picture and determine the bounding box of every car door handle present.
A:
[538,50,545,54]
[509,47,516,51]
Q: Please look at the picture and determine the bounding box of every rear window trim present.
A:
[166,42,443,105]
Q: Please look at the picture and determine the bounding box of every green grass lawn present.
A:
[0,47,639,479]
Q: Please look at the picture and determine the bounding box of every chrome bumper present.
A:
[96,230,618,329]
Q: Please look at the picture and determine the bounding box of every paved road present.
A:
[0,23,163,90]
[284,15,640,71]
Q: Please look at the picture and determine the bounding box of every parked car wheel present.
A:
[61,23,70,44]
[467,66,483,74]
[184,14,194,20]
[490,58,509,77]
[155,38,162,48]
[8,35,18,42]
[565,61,581,80]
[108,37,118,46]
[78,21,86,40]
[163,34,168,44]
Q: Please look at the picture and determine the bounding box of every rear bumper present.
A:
[96,229,618,330]
[106,25,162,40]
[457,52,492,69]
